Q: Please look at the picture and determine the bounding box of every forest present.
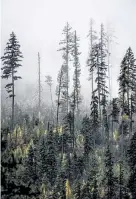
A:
[1,20,136,199]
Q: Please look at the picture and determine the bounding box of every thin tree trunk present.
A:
[12,67,15,134]
[66,22,69,115]
[56,67,63,132]
[119,161,123,199]
[130,94,133,139]
[38,52,41,120]
[50,85,54,124]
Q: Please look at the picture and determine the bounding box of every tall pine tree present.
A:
[1,32,23,132]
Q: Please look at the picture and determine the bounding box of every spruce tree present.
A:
[56,65,63,127]
[128,132,136,198]
[45,75,54,122]
[58,22,73,116]
[118,47,136,129]
[81,116,92,162]
[90,91,99,147]
[81,181,92,199]
[24,144,38,184]
[87,18,97,99]
[45,126,57,186]
[1,32,23,132]
[111,98,120,139]
[62,111,73,154]
[74,180,81,199]
[104,145,115,199]
[70,30,81,150]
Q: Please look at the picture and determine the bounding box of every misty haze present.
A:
[1,0,136,198]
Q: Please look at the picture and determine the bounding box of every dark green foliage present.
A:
[1,32,23,131]
[74,181,82,199]
[46,126,57,186]
[81,182,92,199]
[81,115,93,159]
[24,145,38,183]
[90,92,100,146]
[104,145,115,199]
[128,132,136,198]
[1,32,23,83]
[62,111,74,153]
[72,152,84,181]
[111,98,120,123]
[55,170,66,199]
[1,23,136,199]
[118,47,136,117]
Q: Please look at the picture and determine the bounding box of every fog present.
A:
[1,0,136,107]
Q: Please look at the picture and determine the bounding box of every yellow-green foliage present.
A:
[76,134,84,147]
[113,129,119,141]
[13,146,23,159]
[40,183,46,197]
[122,114,129,121]
[53,126,63,135]
[66,179,72,199]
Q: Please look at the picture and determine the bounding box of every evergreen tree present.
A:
[58,22,73,116]
[118,47,136,119]
[38,134,47,179]
[128,132,136,198]
[1,32,23,132]
[118,161,124,199]
[70,30,81,150]
[24,144,38,183]
[111,98,120,139]
[56,65,64,127]
[74,181,81,199]
[87,18,97,98]
[90,91,100,146]
[81,116,93,162]
[71,30,81,112]
[81,182,92,199]
[104,145,115,199]
[60,111,74,158]
[45,126,57,186]
[45,75,54,122]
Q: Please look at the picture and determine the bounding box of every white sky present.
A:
[1,0,136,105]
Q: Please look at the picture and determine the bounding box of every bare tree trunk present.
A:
[38,52,41,120]
[50,85,54,124]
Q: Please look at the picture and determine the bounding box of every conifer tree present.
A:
[1,32,23,132]
[87,18,97,98]
[71,30,81,112]
[58,22,73,115]
[62,111,73,154]
[45,126,57,186]
[70,30,81,150]
[81,181,91,199]
[74,181,81,199]
[111,98,120,139]
[88,155,99,199]
[119,161,124,199]
[128,132,136,198]
[38,134,47,179]
[45,75,54,122]
[81,116,92,162]
[118,47,136,120]
[90,91,99,147]
[24,145,38,184]
[104,145,115,199]
[56,65,63,126]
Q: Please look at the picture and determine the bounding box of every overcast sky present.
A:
[1,0,136,105]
